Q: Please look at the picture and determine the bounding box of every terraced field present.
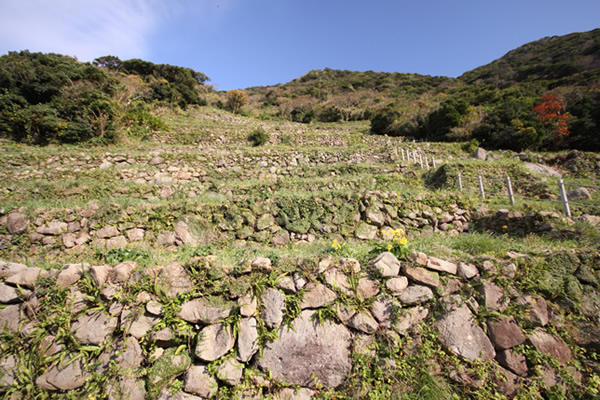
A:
[1,106,600,399]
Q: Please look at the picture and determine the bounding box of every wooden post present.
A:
[432,158,437,168]
[558,178,571,217]
[505,176,515,205]
[457,173,463,191]
[478,175,485,199]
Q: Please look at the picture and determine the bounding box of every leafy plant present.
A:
[247,127,269,146]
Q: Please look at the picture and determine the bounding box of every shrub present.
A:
[462,138,480,153]
[370,108,398,134]
[317,105,342,122]
[226,89,248,114]
[247,127,269,146]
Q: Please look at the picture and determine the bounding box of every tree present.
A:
[226,89,248,114]
[533,93,570,137]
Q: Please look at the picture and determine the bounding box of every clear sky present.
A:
[1,0,599,90]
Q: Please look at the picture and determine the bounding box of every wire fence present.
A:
[397,146,600,217]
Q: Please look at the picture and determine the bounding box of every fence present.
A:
[397,146,600,218]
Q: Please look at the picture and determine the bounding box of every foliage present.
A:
[370,107,399,135]
[371,228,409,260]
[533,93,570,137]
[247,127,269,146]
[226,89,249,114]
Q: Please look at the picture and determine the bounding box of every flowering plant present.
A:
[373,228,409,259]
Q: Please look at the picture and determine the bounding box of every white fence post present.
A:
[418,153,423,168]
[558,178,571,217]
[457,173,463,191]
[432,158,437,168]
[478,175,485,199]
[505,176,515,205]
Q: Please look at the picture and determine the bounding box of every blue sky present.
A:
[1,0,599,90]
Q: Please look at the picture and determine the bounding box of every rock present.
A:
[357,277,380,299]
[370,296,395,324]
[107,377,146,400]
[355,222,377,240]
[323,268,352,295]
[335,303,356,324]
[7,212,28,234]
[371,252,401,277]
[158,262,195,297]
[72,311,118,345]
[426,256,458,275]
[276,388,315,400]
[457,262,478,279]
[5,267,46,288]
[110,261,137,283]
[121,309,158,339]
[62,232,77,248]
[528,328,573,365]
[479,280,509,311]
[404,266,441,288]
[435,303,496,361]
[238,294,257,317]
[0,355,17,387]
[517,296,549,327]
[158,390,204,400]
[149,156,164,165]
[340,258,361,273]
[472,147,488,160]
[150,328,175,345]
[300,282,337,309]
[147,348,191,398]
[487,316,526,351]
[174,221,197,245]
[184,365,218,398]
[365,209,385,227]
[393,306,429,335]
[271,231,290,246]
[0,261,27,279]
[409,251,428,266]
[348,311,379,334]
[386,276,408,294]
[568,187,592,200]
[398,285,434,305]
[256,214,275,230]
[99,160,112,169]
[251,257,272,271]
[177,298,232,324]
[523,162,561,177]
[238,317,259,362]
[259,310,352,389]
[496,349,528,377]
[35,357,87,391]
[261,288,285,329]
[494,366,520,398]
[157,231,177,246]
[89,265,112,287]
[439,278,462,297]
[216,358,244,386]
[106,235,127,249]
[0,282,29,303]
[37,220,68,235]
[146,300,163,316]
[97,225,120,239]
[113,337,144,372]
[293,273,307,290]
[580,214,600,226]
[126,228,144,242]
[56,263,87,288]
[195,323,235,362]
[0,305,22,333]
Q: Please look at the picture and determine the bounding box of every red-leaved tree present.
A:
[533,93,570,137]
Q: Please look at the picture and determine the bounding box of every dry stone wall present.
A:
[0,249,589,399]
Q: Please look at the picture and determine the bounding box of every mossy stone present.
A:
[146,347,191,399]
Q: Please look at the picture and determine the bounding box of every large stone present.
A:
[262,288,285,329]
[0,261,27,279]
[238,294,257,317]
[5,267,46,288]
[56,263,87,288]
[479,280,509,311]
[365,208,385,227]
[370,296,396,324]
[216,358,244,386]
[174,221,198,245]
[158,262,195,297]
[393,306,429,335]
[568,187,592,201]
[494,366,520,398]
[97,225,120,239]
[457,262,478,279]
[0,282,29,304]
[385,276,408,295]
[121,309,158,339]
[523,162,561,177]
[256,214,275,230]
[110,261,138,283]
[107,377,146,400]
[0,355,17,387]
[177,298,232,324]
[496,349,528,377]
[426,256,458,275]
[323,268,352,295]
[7,212,28,234]
[487,316,526,350]
[36,357,87,391]
[355,222,378,240]
[371,252,401,277]
[528,328,573,365]
[259,310,352,389]
[0,305,22,333]
[72,311,118,345]
[404,266,441,288]
[89,265,112,287]
[237,317,259,362]
[300,282,337,309]
[276,388,315,400]
[517,295,549,327]
[113,337,144,372]
[184,365,218,398]
[471,147,487,160]
[147,348,191,398]
[195,323,235,362]
[37,220,68,235]
[435,303,496,361]
[347,311,379,334]
[356,277,380,299]
[398,285,434,305]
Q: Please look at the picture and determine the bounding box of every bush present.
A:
[247,127,269,146]
[226,89,248,114]
[370,108,398,134]
[317,105,342,122]
[462,138,480,153]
